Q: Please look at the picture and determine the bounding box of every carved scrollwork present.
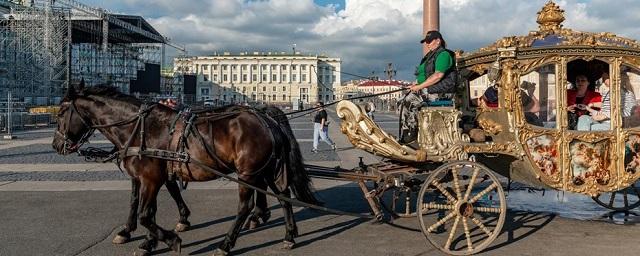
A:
[417,108,470,162]
[478,117,503,135]
[337,101,419,162]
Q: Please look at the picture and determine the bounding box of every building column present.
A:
[423,0,439,54]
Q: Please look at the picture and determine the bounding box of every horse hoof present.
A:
[212,248,228,256]
[112,234,129,244]
[133,249,150,256]
[175,222,190,232]
[281,240,295,250]
[249,220,259,230]
[168,235,182,253]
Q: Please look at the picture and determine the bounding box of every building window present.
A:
[241,65,247,70]
[242,74,248,82]
[262,94,266,101]
[272,94,276,101]
[292,65,297,71]
[282,65,287,70]
[203,65,208,70]
[292,74,297,82]
[232,65,237,70]
[232,74,238,82]
[253,86,256,92]
[252,65,257,70]
[252,94,256,100]
[203,74,209,81]
[222,65,228,71]
[272,86,276,92]
[213,74,218,82]
[282,74,287,82]
[282,94,287,101]
[282,86,286,91]
[263,86,266,92]
[212,65,218,70]
[262,74,267,82]
[301,65,307,71]
[262,65,267,70]
[272,74,277,82]
[201,88,209,95]
[223,74,228,82]
[252,74,257,82]
[242,87,246,92]
[271,65,277,70]
[302,74,307,82]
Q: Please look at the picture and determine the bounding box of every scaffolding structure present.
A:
[0,1,70,105]
[0,0,169,107]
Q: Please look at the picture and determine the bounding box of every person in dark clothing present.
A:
[312,102,336,153]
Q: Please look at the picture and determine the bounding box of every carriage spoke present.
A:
[475,207,502,214]
[463,168,479,202]
[431,180,458,202]
[452,167,462,201]
[445,216,461,249]
[428,211,456,233]
[462,217,473,251]
[470,216,493,237]
[609,192,616,207]
[424,202,455,210]
[468,182,498,204]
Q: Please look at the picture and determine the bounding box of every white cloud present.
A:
[93,0,640,81]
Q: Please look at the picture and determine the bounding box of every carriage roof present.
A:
[458,1,640,71]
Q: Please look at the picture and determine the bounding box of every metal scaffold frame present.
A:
[0,0,172,107]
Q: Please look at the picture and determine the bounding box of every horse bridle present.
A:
[55,99,156,155]
[55,100,96,154]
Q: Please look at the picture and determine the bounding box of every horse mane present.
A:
[82,85,141,105]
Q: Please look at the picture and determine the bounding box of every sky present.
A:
[80,0,640,81]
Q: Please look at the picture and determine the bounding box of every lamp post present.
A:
[423,0,440,54]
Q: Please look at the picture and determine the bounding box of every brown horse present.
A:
[52,83,318,255]
[112,104,299,246]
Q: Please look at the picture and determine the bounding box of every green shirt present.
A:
[416,51,454,84]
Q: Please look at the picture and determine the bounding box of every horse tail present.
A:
[260,105,320,205]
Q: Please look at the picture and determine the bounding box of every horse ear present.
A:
[64,84,77,99]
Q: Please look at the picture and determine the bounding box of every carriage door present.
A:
[618,64,640,190]
[518,63,562,188]
[562,59,617,194]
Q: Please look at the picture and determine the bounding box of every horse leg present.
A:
[213,186,255,256]
[113,179,140,244]
[276,187,298,250]
[136,180,182,256]
[165,179,191,232]
[244,182,270,230]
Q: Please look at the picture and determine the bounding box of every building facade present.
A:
[173,52,340,106]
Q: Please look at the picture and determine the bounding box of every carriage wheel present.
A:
[592,183,640,211]
[418,161,506,255]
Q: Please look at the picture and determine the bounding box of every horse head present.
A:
[52,79,94,155]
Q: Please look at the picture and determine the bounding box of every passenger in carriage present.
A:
[519,81,543,126]
[400,31,458,144]
[576,72,636,131]
[567,74,602,130]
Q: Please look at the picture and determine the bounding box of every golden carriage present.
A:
[331,1,640,254]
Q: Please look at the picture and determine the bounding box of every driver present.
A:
[400,31,458,144]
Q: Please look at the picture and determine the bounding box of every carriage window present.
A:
[621,66,640,128]
[468,74,496,108]
[519,64,556,128]
[566,59,609,131]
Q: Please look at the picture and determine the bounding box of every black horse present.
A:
[52,82,318,255]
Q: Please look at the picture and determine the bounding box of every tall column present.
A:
[423,0,439,54]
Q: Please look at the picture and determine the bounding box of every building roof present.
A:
[356,80,410,87]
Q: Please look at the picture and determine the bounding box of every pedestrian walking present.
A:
[312,101,336,153]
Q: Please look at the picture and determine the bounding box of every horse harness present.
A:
[65,101,372,219]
